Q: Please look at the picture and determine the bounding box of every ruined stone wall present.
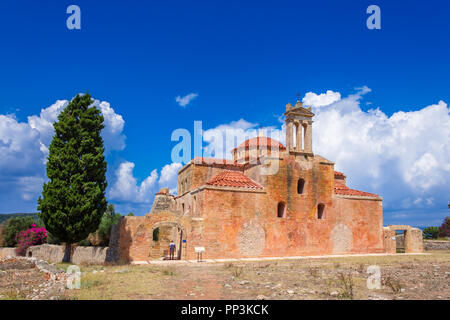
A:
[424,240,450,251]
[0,248,17,258]
[383,228,396,254]
[115,213,200,261]
[405,228,424,253]
[383,226,423,253]
[25,244,114,265]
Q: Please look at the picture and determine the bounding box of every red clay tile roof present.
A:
[334,171,346,179]
[233,137,286,151]
[334,181,378,198]
[206,170,263,189]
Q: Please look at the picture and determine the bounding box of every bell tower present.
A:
[284,96,314,156]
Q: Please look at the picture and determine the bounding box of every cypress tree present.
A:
[38,93,107,262]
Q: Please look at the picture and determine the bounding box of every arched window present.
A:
[153,228,160,241]
[317,203,325,219]
[277,202,286,218]
[302,124,307,150]
[293,123,298,148]
[193,196,196,213]
[297,178,305,194]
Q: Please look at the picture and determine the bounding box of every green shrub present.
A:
[77,238,91,246]
[1,217,41,247]
[96,204,122,246]
[423,226,440,239]
[439,217,450,238]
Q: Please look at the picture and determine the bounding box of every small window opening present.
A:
[297,179,305,194]
[317,203,325,219]
[277,202,286,218]
[153,228,160,241]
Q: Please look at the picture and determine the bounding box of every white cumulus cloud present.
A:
[175,93,198,107]
[0,97,126,211]
[303,90,341,108]
[108,162,182,204]
[200,88,450,225]
[159,162,183,194]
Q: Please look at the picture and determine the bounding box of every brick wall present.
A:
[116,152,386,262]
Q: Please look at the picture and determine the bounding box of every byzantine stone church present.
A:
[110,99,423,262]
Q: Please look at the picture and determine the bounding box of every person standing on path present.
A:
[169,240,176,260]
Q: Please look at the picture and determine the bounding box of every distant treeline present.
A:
[0,213,39,225]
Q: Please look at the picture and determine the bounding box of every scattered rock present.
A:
[330,291,339,297]
[271,283,282,290]
[256,295,268,300]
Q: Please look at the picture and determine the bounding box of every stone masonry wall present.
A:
[0,248,17,258]
[26,244,115,265]
[424,240,450,251]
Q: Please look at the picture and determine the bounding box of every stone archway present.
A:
[149,222,186,260]
[384,225,423,254]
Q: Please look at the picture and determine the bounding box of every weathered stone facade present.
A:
[113,99,423,262]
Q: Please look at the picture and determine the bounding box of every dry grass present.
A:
[336,271,354,300]
[61,251,450,300]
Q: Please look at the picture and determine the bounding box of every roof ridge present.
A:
[334,181,378,198]
[206,170,263,189]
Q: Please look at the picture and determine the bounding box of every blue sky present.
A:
[0,0,449,226]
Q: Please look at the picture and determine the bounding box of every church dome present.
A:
[234,137,286,151]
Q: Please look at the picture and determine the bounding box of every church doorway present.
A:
[149,222,186,260]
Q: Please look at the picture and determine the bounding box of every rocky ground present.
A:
[1,251,449,300]
[0,257,67,300]
[66,250,450,300]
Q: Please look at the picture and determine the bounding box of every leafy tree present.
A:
[423,226,440,239]
[1,217,41,247]
[96,204,122,246]
[439,216,450,238]
[127,212,134,216]
[38,93,107,262]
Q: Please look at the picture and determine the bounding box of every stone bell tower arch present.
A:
[285,96,314,156]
